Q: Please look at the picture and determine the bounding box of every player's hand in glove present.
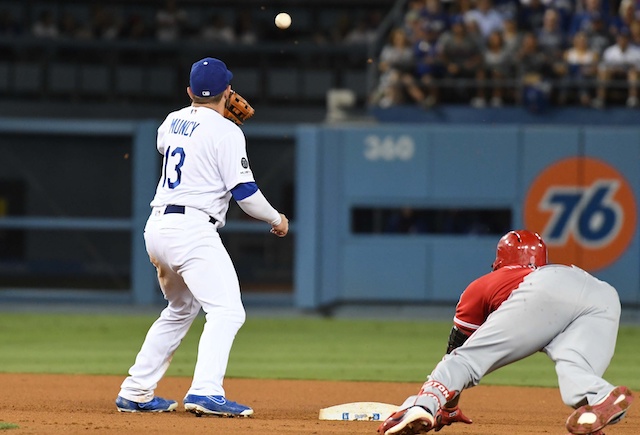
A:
[224,90,255,125]
[434,406,472,432]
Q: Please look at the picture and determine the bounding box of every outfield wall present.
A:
[295,124,640,309]
[1,119,638,310]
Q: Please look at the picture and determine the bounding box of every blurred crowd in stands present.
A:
[371,0,640,110]
[2,0,640,110]
[0,0,383,46]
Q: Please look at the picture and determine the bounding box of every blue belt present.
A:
[164,205,217,225]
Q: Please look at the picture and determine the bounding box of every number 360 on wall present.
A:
[363,135,415,161]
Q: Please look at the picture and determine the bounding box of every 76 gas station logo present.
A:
[540,180,622,248]
[525,157,636,271]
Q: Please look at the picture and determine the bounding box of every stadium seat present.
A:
[115,66,145,96]
[47,63,77,94]
[0,63,9,92]
[79,65,110,97]
[146,67,176,97]
[267,69,299,100]
[13,63,42,94]
[342,69,369,100]
[230,68,260,99]
[302,69,334,100]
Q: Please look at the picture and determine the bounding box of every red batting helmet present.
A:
[491,230,548,271]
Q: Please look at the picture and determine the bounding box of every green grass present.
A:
[0,313,638,389]
[0,423,19,430]
[228,317,451,382]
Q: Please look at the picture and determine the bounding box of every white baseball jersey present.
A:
[150,105,255,226]
[119,104,255,402]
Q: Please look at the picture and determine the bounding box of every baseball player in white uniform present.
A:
[115,57,288,416]
[378,230,634,435]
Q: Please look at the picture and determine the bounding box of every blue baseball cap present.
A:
[189,57,233,97]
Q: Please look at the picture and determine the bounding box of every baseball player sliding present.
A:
[115,57,288,416]
[379,230,634,435]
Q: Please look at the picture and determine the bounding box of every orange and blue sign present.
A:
[524,157,637,271]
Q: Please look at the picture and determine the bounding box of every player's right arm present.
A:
[231,182,289,237]
[434,280,485,430]
[438,325,470,411]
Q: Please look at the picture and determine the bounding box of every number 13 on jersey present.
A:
[162,146,186,189]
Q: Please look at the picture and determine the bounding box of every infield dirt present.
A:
[0,374,637,434]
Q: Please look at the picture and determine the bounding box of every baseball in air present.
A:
[275,12,292,29]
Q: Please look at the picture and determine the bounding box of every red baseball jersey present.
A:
[453,266,535,336]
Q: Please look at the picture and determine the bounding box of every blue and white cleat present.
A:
[115,395,178,413]
[183,394,254,417]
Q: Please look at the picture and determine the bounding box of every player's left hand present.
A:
[434,405,472,432]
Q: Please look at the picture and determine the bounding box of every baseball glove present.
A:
[224,90,255,125]
[434,406,472,432]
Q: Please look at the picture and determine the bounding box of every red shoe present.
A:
[377,406,435,435]
[566,386,634,434]
[434,405,472,431]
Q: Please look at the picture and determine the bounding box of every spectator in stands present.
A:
[610,0,639,36]
[200,14,235,44]
[537,8,567,63]
[439,16,484,103]
[32,10,59,39]
[0,9,22,36]
[408,21,444,108]
[473,29,512,107]
[515,32,554,111]
[570,0,610,36]
[630,19,640,46]
[89,5,121,40]
[465,0,505,39]
[493,0,518,19]
[558,31,600,105]
[502,15,524,56]
[120,14,151,40]
[448,0,475,16]
[344,11,380,45]
[538,8,570,88]
[520,0,574,29]
[593,28,640,107]
[419,0,449,36]
[586,13,613,53]
[372,28,416,107]
[235,10,258,45]
[518,0,548,32]
[464,15,486,46]
[155,0,188,42]
[404,0,426,41]
[344,17,373,45]
[59,12,82,39]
